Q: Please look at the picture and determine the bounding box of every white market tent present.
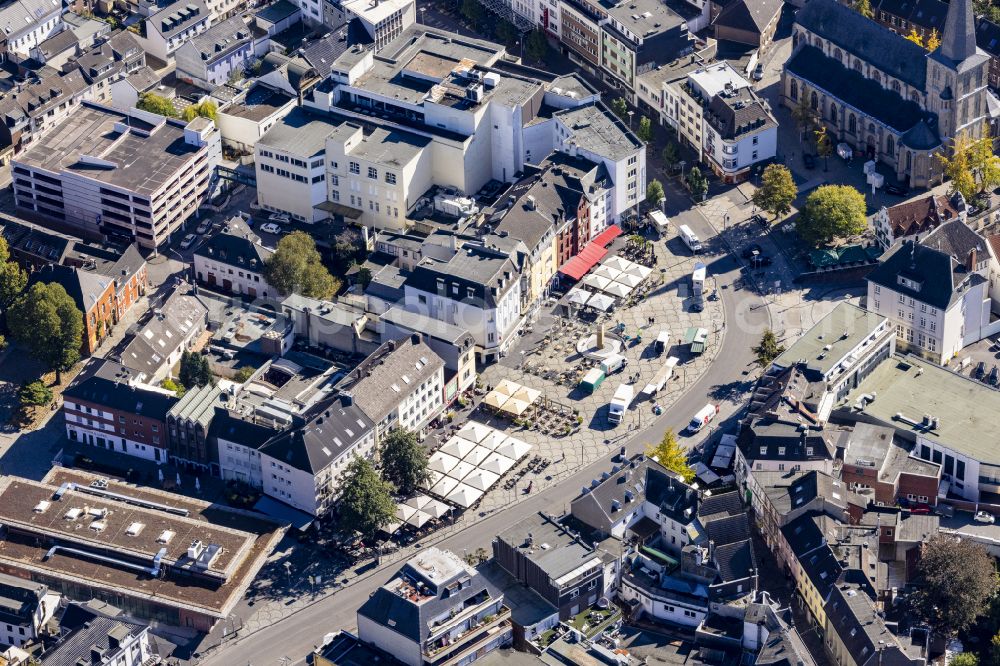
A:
[457,421,492,443]
[441,437,476,459]
[496,437,532,461]
[604,256,631,272]
[447,483,484,508]
[603,281,632,298]
[425,499,450,519]
[587,293,615,311]
[567,288,591,306]
[447,460,476,481]
[593,265,623,281]
[428,451,460,474]
[481,452,516,475]
[464,445,492,467]
[464,469,500,491]
[430,475,459,498]
[405,510,432,528]
[582,274,611,291]
[431,423,532,508]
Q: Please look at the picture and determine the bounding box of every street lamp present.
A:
[419,6,425,23]
[627,110,634,130]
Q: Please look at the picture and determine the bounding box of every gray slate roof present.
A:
[795,0,928,90]
[259,394,373,474]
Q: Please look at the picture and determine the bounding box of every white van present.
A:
[608,384,634,424]
[687,403,719,433]
[678,224,702,253]
[601,354,628,375]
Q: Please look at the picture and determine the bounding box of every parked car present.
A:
[752,63,764,81]
[974,511,996,524]
[884,183,909,196]
[989,365,999,386]
[259,222,282,235]
[690,296,704,313]
[742,244,764,259]
[268,213,290,224]
[909,503,932,515]
[179,233,197,250]
[195,221,211,235]
[975,360,987,380]
[803,153,816,169]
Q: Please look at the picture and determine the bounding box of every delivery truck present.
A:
[608,384,634,424]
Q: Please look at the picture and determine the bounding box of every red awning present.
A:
[592,224,623,248]
[558,242,608,281]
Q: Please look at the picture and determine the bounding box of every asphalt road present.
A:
[201,194,770,666]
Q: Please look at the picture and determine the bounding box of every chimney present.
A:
[411,332,421,345]
[967,247,977,271]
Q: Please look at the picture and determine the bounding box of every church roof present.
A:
[939,0,976,62]
[795,0,928,91]
[901,119,941,150]
[786,46,934,137]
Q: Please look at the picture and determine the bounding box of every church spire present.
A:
[940,0,977,62]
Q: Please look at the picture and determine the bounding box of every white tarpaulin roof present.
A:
[425,499,450,518]
[463,445,492,466]
[441,437,475,459]
[481,452,516,474]
[457,421,491,443]
[447,483,484,508]
[603,281,632,298]
[404,494,433,510]
[395,504,416,521]
[428,451,459,474]
[480,431,508,451]
[447,460,476,481]
[493,379,520,398]
[626,263,653,279]
[582,274,611,291]
[429,475,459,498]
[587,293,615,311]
[511,385,541,405]
[567,288,591,305]
[604,256,631,271]
[463,469,500,491]
[481,391,507,410]
[593,265,622,281]
[405,509,432,528]
[500,397,530,416]
[616,273,643,288]
[497,437,532,460]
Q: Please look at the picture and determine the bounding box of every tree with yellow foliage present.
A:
[904,28,924,47]
[926,29,941,51]
[937,123,1000,201]
[646,430,695,483]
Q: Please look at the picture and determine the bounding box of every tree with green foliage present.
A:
[182,100,218,122]
[19,380,52,408]
[494,19,517,45]
[853,0,874,18]
[161,378,185,396]
[753,329,785,368]
[379,428,430,496]
[661,143,680,172]
[815,125,833,171]
[685,166,708,199]
[234,366,255,382]
[0,236,27,310]
[909,535,997,639]
[137,92,177,118]
[791,95,818,142]
[611,97,628,120]
[179,350,213,389]
[752,164,796,221]
[646,179,664,209]
[646,430,694,483]
[460,0,484,27]
[8,282,83,383]
[525,29,547,61]
[265,231,341,299]
[338,455,396,539]
[952,654,980,666]
[356,267,373,290]
[636,116,654,144]
[798,185,867,244]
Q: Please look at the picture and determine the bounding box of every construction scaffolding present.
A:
[474,0,535,35]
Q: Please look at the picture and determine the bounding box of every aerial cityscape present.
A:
[0,0,998,663]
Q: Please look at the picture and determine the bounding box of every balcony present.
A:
[424,607,512,666]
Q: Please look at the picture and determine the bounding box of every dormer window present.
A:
[897,275,922,292]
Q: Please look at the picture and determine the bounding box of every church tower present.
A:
[926,0,990,142]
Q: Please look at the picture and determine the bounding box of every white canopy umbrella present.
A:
[493,379,521,399]
[481,452,516,475]
[497,437,532,461]
[405,510,432,528]
[447,460,476,481]
[603,281,632,298]
[481,391,508,411]
[463,445,491,466]
[626,263,653,279]
[422,469,443,489]
[587,293,615,311]
[511,385,541,405]
[446,483,484,508]
[593,265,623,281]
[382,521,402,534]
[404,494,433,510]
[616,272,643,288]
[463,469,500,492]
[500,397,531,417]
[430,475,459,498]
[566,288,591,306]
[429,451,460,474]
[582,274,611,291]
[457,421,491,443]
[480,430,508,451]
[604,256,632,272]
[395,504,417,521]
[424,499,450,519]
[441,437,475,459]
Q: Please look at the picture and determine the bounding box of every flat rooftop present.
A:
[840,355,1000,466]
[554,103,642,162]
[347,125,430,167]
[773,302,888,377]
[15,103,204,197]
[604,0,685,39]
[223,84,294,122]
[0,469,282,619]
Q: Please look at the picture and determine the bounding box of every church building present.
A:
[781,0,991,188]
